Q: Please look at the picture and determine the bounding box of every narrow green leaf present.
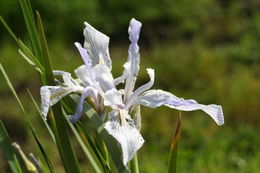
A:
[35,12,54,85]
[18,49,43,74]
[64,113,103,173]
[0,16,45,75]
[61,100,111,172]
[0,16,20,44]
[76,123,111,172]
[94,130,109,164]
[18,40,45,73]
[0,120,23,173]
[35,10,82,173]
[50,104,82,173]
[30,132,55,173]
[18,0,42,63]
[0,64,55,173]
[168,112,182,173]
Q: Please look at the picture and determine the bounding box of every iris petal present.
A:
[53,70,81,88]
[69,86,97,123]
[74,65,93,86]
[129,18,142,44]
[132,89,224,126]
[83,22,111,69]
[75,42,92,68]
[40,86,82,119]
[104,110,144,165]
[124,19,142,99]
[103,88,124,108]
[126,68,154,108]
[92,64,115,92]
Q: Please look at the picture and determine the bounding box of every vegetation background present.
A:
[0,0,259,172]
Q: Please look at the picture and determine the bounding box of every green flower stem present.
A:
[130,153,139,173]
[168,111,182,173]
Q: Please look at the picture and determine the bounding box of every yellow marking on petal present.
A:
[50,88,71,99]
[98,55,105,65]
[119,109,127,126]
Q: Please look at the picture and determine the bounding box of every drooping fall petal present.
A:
[132,89,224,126]
[104,110,144,165]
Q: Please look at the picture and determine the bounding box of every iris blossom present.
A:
[40,18,224,166]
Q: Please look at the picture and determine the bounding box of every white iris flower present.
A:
[40,18,224,166]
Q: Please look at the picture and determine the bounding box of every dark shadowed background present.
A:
[0,0,260,172]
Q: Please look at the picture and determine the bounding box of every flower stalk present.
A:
[130,153,139,173]
[168,111,182,173]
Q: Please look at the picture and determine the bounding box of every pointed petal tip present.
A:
[130,18,142,27]
[203,104,224,126]
[74,42,80,47]
[129,18,142,43]
[215,105,224,126]
[83,21,111,68]
[83,21,91,28]
[147,68,155,81]
[147,68,154,75]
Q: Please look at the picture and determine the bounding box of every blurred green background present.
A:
[0,0,260,172]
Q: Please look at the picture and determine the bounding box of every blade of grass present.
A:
[18,40,45,73]
[35,12,54,85]
[168,111,181,173]
[18,0,42,63]
[61,99,111,172]
[0,16,45,75]
[0,64,55,173]
[93,130,109,165]
[0,120,23,173]
[35,10,82,173]
[76,123,111,172]
[62,112,103,173]
[18,49,43,74]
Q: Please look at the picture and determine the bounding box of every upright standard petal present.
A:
[104,110,144,165]
[132,89,224,126]
[126,68,155,108]
[103,88,124,108]
[75,43,97,85]
[92,64,115,92]
[129,18,142,44]
[74,65,94,86]
[40,86,83,119]
[83,22,111,69]
[75,42,92,68]
[124,19,142,99]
